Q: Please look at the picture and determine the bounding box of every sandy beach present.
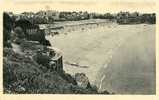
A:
[46,20,155,94]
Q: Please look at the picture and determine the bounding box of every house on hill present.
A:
[15,19,51,46]
[15,19,39,35]
[50,48,63,72]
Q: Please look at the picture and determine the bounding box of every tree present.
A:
[3,12,14,47]
[14,27,25,39]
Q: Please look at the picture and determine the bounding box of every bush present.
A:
[27,30,51,46]
[14,27,25,39]
[3,13,14,48]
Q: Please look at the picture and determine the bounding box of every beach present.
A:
[46,20,155,94]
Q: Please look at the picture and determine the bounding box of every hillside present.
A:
[3,40,110,94]
[3,12,110,94]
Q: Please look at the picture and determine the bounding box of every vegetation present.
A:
[14,18,51,46]
[3,12,110,94]
[116,12,156,24]
[14,27,25,39]
[4,10,155,94]
[3,13,14,47]
[3,46,104,94]
[8,11,156,24]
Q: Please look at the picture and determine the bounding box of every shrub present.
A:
[14,27,25,39]
[3,13,14,48]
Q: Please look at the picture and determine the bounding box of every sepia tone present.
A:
[3,9,156,94]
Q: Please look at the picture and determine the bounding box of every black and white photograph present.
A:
[2,1,156,95]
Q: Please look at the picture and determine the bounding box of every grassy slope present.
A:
[3,41,100,94]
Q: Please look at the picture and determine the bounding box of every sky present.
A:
[1,0,157,14]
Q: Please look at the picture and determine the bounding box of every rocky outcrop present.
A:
[75,73,90,89]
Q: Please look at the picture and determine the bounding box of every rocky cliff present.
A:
[3,40,110,94]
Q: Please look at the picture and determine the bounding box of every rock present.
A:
[75,73,90,89]
[42,39,51,46]
[59,72,77,85]
[15,85,26,93]
[99,90,110,94]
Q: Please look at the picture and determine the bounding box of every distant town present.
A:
[7,10,156,24]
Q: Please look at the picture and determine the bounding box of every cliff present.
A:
[3,40,109,94]
[3,12,110,94]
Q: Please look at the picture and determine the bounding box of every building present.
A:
[21,41,63,72]
[48,47,63,72]
[14,19,51,46]
[116,12,142,24]
[36,10,60,20]
[15,19,39,35]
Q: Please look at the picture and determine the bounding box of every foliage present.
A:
[14,27,25,39]
[3,13,13,48]
[3,46,103,94]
